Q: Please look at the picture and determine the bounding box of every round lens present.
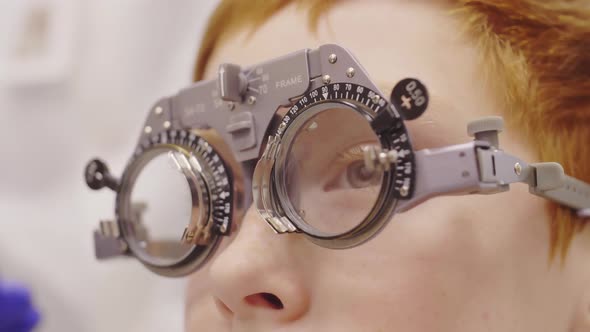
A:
[278,103,384,236]
[122,149,196,266]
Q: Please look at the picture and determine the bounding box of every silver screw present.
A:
[346,67,355,78]
[247,95,257,105]
[278,122,287,133]
[227,102,235,110]
[163,121,171,129]
[144,126,152,134]
[328,53,337,64]
[514,162,522,175]
[154,106,163,115]
[371,94,380,104]
[322,74,331,84]
[400,186,409,197]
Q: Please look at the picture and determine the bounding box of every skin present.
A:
[185,1,590,331]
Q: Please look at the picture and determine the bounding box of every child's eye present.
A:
[323,146,382,192]
[345,160,381,188]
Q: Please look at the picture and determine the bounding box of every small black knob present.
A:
[85,158,119,191]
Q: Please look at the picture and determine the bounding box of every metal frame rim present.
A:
[271,99,401,247]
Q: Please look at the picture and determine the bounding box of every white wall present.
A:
[0,1,219,331]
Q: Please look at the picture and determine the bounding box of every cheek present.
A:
[296,186,381,230]
[186,270,209,302]
[305,222,490,330]
[304,185,548,329]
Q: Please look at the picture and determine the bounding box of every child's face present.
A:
[185,1,574,331]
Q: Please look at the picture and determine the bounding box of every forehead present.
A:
[204,1,503,147]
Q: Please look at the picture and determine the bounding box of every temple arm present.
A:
[395,141,590,217]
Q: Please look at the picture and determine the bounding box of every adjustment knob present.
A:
[390,78,429,121]
[467,116,504,148]
[85,158,119,191]
[218,63,248,102]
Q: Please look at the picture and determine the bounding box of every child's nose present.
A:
[208,206,311,323]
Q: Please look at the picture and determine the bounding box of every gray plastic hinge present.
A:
[529,163,590,211]
[395,142,484,212]
[476,149,532,188]
[530,162,565,191]
[467,116,504,148]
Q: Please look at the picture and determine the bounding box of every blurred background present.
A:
[0,0,218,331]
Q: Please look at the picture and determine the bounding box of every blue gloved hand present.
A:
[0,281,40,332]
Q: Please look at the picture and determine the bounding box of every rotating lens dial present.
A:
[278,83,415,200]
[264,82,415,248]
[115,129,233,277]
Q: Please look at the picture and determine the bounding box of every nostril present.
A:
[262,293,284,309]
[244,292,284,310]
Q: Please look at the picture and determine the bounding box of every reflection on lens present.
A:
[124,150,196,266]
[280,105,383,236]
